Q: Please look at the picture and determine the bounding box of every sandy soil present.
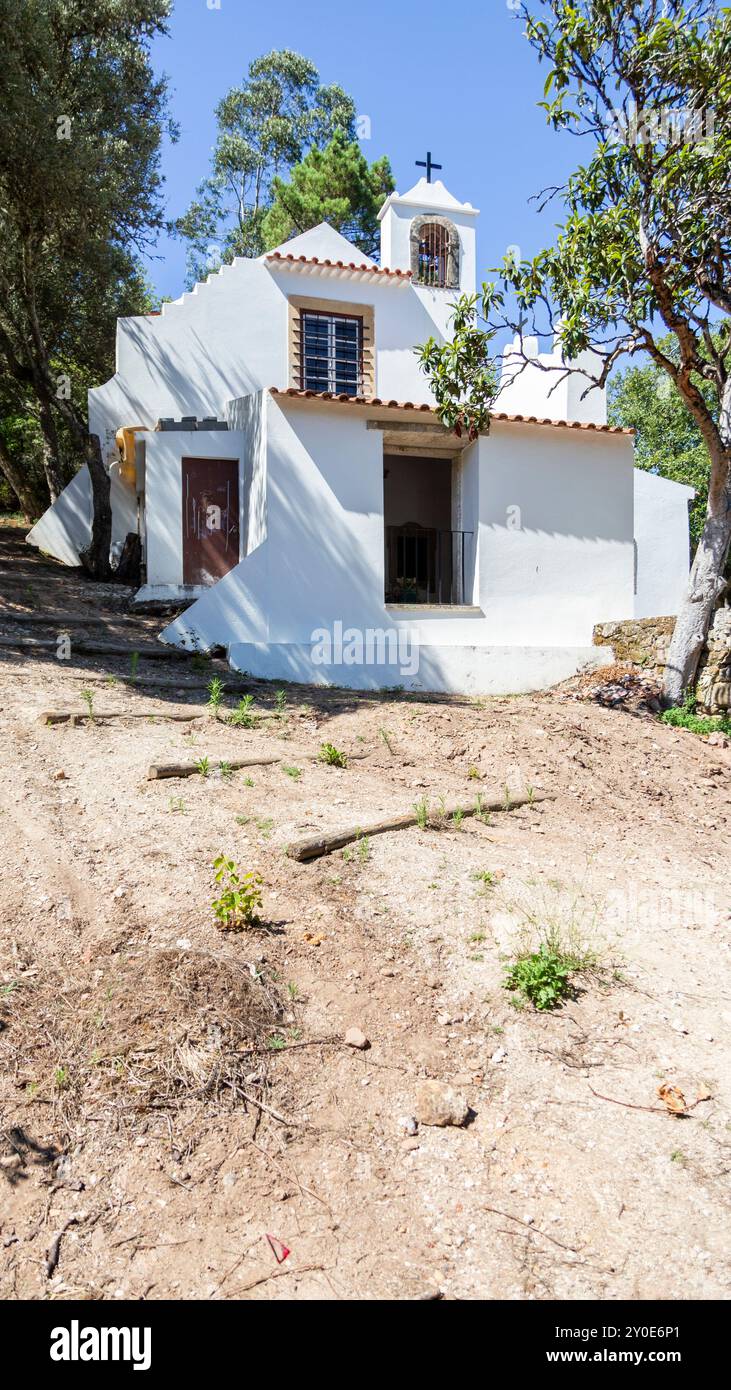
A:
[1,524,730,1301]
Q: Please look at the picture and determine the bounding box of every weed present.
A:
[207,676,226,717]
[357,834,371,862]
[257,817,274,838]
[243,776,254,787]
[168,796,186,814]
[319,742,347,768]
[503,783,512,810]
[660,706,731,737]
[105,674,119,687]
[468,766,481,780]
[235,814,250,826]
[452,808,465,831]
[526,784,535,804]
[219,761,233,779]
[287,982,300,1000]
[670,1150,688,1166]
[413,795,430,830]
[274,689,287,715]
[282,764,302,780]
[195,755,210,777]
[267,1034,287,1051]
[469,931,486,943]
[129,651,140,683]
[379,727,395,755]
[80,687,95,722]
[474,794,492,826]
[211,855,263,930]
[54,1065,71,1091]
[230,694,257,729]
[503,920,599,1012]
[473,869,497,889]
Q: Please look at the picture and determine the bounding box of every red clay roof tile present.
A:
[268,388,633,434]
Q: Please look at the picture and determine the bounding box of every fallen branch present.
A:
[287,790,553,861]
[147,750,368,781]
[40,709,203,726]
[0,610,109,626]
[147,755,281,780]
[0,637,183,659]
[588,1084,711,1117]
[45,1217,78,1277]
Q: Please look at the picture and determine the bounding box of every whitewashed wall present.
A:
[142,430,245,595]
[633,469,694,618]
[26,460,136,567]
[88,231,446,469]
[161,395,631,692]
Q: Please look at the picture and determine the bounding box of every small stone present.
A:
[344,1027,369,1050]
[415,1080,470,1128]
[490,1047,507,1064]
[402,1138,420,1152]
[399,1115,418,1136]
[52,769,67,781]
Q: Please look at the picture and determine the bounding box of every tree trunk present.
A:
[663,454,731,704]
[37,398,66,502]
[78,433,113,580]
[0,435,44,522]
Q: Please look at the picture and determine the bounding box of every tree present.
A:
[261,131,394,259]
[0,0,175,576]
[419,1,731,704]
[174,50,358,284]
[608,337,717,553]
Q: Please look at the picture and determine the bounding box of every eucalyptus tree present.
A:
[174,50,358,284]
[419,1,731,703]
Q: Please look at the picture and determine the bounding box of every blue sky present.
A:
[145,0,581,301]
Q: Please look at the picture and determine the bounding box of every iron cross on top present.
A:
[416,151,442,183]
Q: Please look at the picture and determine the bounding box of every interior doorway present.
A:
[383,453,469,604]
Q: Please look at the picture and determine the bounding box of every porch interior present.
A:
[383,451,472,605]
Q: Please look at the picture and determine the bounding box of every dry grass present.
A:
[1,946,284,1141]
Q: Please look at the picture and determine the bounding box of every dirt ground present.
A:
[0,522,729,1301]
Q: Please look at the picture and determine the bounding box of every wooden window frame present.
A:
[288,295,375,396]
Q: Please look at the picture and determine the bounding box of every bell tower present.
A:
[378,171,478,300]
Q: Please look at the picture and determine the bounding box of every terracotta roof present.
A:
[268,388,633,434]
[265,252,411,280]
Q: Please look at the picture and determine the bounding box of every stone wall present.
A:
[592,616,675,675]
[696,606,731,713]
[593,607,731,713]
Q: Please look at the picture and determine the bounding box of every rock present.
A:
[52,769,67,781]
[415,1080,470,1128]
[344,1027,369,1050]
[706,731,730,748]
[490,1047,507,1064]
[399,1115,418,1136]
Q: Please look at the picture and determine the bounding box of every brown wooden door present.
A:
[182,457,240,585]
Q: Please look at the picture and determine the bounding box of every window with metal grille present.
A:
[300,310,363,395]
[417,223,449,288]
